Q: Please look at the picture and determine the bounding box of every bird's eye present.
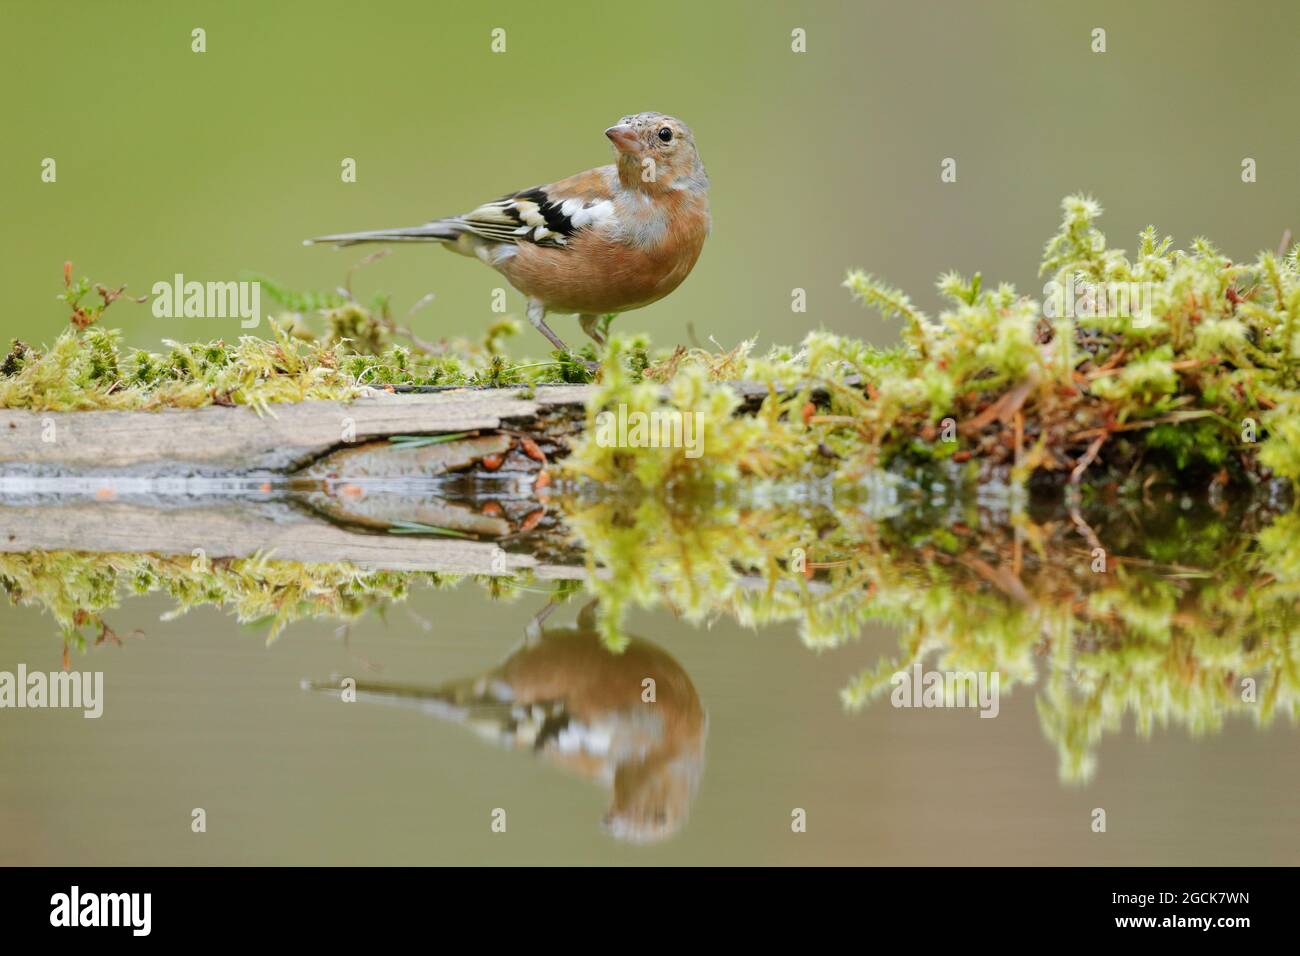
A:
[657,127,673,143]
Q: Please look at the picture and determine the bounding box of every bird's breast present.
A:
[496,194,709,315]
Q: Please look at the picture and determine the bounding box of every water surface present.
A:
[1,492,1297,865]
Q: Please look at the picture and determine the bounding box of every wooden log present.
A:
[0,500,586,579]
[0,499,828,598]
[0,377,827,475]
[0,385,594,474]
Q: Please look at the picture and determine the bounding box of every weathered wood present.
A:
[0,377,844,475]
[0,500,831,599]
[0,385,595,473]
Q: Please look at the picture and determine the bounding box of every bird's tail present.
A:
[303,220,462,247]
[300,674,563,750]
[301,673,494,718]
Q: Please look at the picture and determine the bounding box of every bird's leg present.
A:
[522,600,561,647]
[526,299,572,353]
[578,314,607,347]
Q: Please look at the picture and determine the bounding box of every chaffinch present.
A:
[307,601,707,843]
[307,112,711,353]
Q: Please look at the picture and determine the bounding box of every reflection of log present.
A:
[0,501,587,578]
[0,500,831,600]
[0,386,594,473]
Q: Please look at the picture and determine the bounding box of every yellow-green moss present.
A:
[563,195,1300,492]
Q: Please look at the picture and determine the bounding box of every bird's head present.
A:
[602,746,705,844]
[605,112,708,195]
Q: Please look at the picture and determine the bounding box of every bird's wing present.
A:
[307,675,575,752]
[454,166,618,248]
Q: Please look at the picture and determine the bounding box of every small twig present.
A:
[406,292,436,319]
[1013,411,1024,471]
[960,556,1033,607]
[345,249,392,298]
[1012,523,1023,580]
[1070,434,1107,485]
[960,377,1034,435]
[1069,408,1219,443]
[1067,504,1104,554]
[387,323,444,355]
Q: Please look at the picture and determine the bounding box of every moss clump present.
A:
[0,322,371,414]
[0,549,558,648]
[565,195,1300,491]
[0,265,605,413]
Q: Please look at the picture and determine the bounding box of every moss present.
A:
[1145,419,1231,471]
[561,195,1300,493]
[3,492,1296,785]
[556,484,1300,782]
[7,199,1299,787]
[0,549,550,647]
[9,198,1299,491]
[0,265,608,412]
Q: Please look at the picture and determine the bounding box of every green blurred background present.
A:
[2,0,1296,354]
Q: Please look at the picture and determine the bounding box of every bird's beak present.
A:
[604,124,640,155]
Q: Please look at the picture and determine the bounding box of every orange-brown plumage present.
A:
[499,184,709,315]
[308,601,707,844]
[307,112,710,352]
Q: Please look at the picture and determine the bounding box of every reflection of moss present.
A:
[0,551,548,647]
[3,494,1297,784]
[559,487,1300,783]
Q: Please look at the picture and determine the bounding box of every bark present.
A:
[0,385,594,474]
[0,499,586,578]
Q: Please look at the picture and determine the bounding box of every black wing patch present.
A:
[456,188,611,247]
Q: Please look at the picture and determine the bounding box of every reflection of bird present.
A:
[308,601,706,843]
[306,113,710,354]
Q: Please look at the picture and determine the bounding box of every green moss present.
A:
[1145,419,1231,470]
[0,550,552,647]
[562,195,1300,492]
[557,484,1300,782]
[0,266,607,412]
[10,198,1299,491]
[3,494,1296,786]
[8,201,1300,787]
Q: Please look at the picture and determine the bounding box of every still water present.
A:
[1,495,1298,865]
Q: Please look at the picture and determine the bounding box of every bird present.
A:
[305,112,711,354]
[304,600,707,843]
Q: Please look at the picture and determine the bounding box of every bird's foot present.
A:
[553,351,601,381]
[579,314,610,348]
